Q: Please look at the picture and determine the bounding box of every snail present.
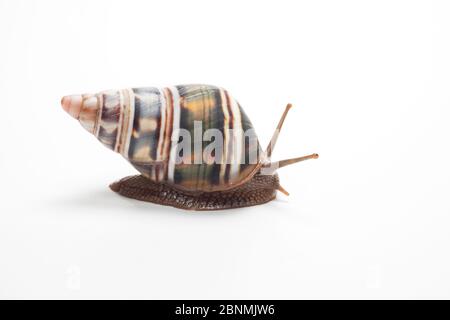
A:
[61,84,318,210]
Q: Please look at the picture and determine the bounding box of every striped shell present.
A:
[62,84,264,192]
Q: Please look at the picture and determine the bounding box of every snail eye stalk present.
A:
[265,103,292,159]
[262,103,319,175]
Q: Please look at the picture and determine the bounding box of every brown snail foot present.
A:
[110,174,281,211]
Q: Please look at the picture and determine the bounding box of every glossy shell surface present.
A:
[67,85,263,192]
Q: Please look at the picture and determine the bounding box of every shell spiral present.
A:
[64,84,263,192]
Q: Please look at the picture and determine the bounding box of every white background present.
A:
[0,0,449,299]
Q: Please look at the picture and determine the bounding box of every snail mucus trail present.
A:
[61,84,318,210]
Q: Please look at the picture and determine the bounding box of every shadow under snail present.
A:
[61,84,318,210]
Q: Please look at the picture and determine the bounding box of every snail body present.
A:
[61,84,318,210]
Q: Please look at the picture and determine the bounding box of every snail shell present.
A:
[62,84,264,192]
